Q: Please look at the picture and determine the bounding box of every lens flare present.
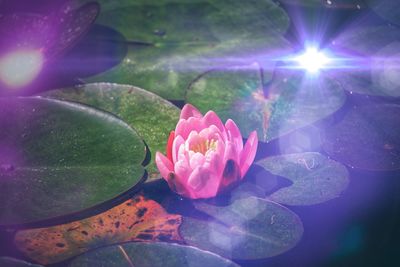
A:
[0,50,44,88]
[295,47,331,73]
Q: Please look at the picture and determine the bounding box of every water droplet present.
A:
[153,29,166,36]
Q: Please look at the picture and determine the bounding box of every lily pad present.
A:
[0,257,42,267]
[180,197,303,260]
[69,242,239,267]
[0,97,146,226]
[82,0,290,100]
[322,103,400,171]
[0,1,99,59]
[186,67,346,141]
[42,83,180,179]
[330,26,400,97]
[256,152,349,206]
[366,0,400,26]
[15,196,182,265]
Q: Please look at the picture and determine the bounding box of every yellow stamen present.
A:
[191,139,217,154]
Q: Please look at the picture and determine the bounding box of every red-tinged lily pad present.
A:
[186,66,346,141]
[0,257,42,267]
[80,0,290,100]
[256,152,349,206]
[14,195,182,265]
[69,242,239,267]
[322,103,400,171]
[41,83,180,180]
[180,197,303,260]
[0,97,146,226]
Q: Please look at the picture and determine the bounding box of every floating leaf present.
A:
[322,103,400,170]
[0,97,146,226]
[366,0,400,26]
[186,67,346,141]
[14,195,182,265]
[256,152,349,206]
[82,0,290,100]
[180,197,303,260]
[0,1,99,59]
[330,26,400,97]
[42,83,180,179]
[0,257,42,267]
[69,242,239,267]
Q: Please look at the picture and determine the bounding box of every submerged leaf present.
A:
[330,26,400,97]
[180,197,303,260]
[69,242,239,267]
[14,196,182,265]
[322,103,400,170]
[256,152,349,205]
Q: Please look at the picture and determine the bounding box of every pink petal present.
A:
[202,111,225,135]
[187,166,220,199]
[223,141,240,168]
[240,131,258,177]
[155,152,174,180]
[225,119,243,152]
[180,104,203,120]
[189,152,206,170]
[175,117,204,139]
[172,135,185,164]
[199,125,224,141]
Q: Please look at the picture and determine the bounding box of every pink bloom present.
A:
[155,104,258,199]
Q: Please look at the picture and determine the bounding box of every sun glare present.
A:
[0,50,44,88]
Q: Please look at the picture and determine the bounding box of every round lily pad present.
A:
[330,26,400,97]
[322,103,400,170]
[186,67,346,142]
[180,197,303,260]
[256,152,349,206]
[0,97,146,226]
[41,83,180,179]
[82,0,290,100]
[69,242,239,267]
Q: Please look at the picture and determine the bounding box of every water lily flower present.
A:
[156,104,258,199]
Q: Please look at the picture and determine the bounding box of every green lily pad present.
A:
[0,97,146,226]
[82,0,290,100]
[256,152,349,206]
[180,197,303,260]
[42,83,180,179]
[0,257,42,267]
[322,103,400,171]
[186,67,346,141]
[366,0,400,26]
[69,242,239,267]
[330,26,400,97]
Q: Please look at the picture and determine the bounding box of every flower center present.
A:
[190,139,217,155]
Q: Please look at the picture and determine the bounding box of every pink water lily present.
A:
[155,104,258,199]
